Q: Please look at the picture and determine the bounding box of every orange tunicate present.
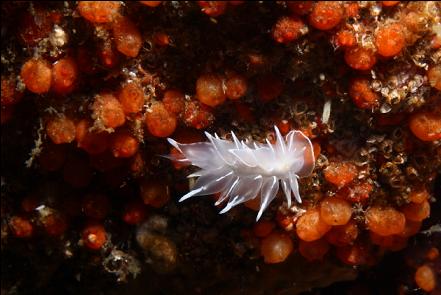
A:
[139,1,162,7]
[46,116,76,144]
[324,162,358,188]
[320,197,352,226]
[82,193,110,220]
[325,220,358,246]
[162,90,185,115]
[272,16,307,44]
[196,73,226,107]
[253,220,275,238]
[112,16,142,58]
[145,101,177,137]
[92,93,125,129]
[1,75,23,106]
[309,2,344,31]
[401,200,430,222]
[183,100,214,129]
[257,74,283,102]
[234,102,255,123]
[344,47,377,71]
[260,232,294,264]
[51,57,78,95]
[299,239,330,261]
[349,77,380,109]
[9,216,34,238]
[335,30,356,48]
[77,1,120,23]
[198,1,227,17]
[139,178,170,208]
[21,58,52,94]
[375,24,405,57]
[382,1,400,7]
[409,111,441,141]
[225,74,248,100]
[365,206,406,236]
[427,65,441,90]
[337,181,373,204]
[118,82,145,114]
[82,223,107,250]
[76,119,110,155]
[110,130,139,158]
[415,265,436,292]
[296,208,332,241]
[287,1,313,15]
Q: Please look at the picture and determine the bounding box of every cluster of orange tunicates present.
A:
[3,1,175,250]
[412,247,439,293]
[251,160,433,265]
[2,1,439,271]
[1,1,252,251]
[271,1,441,114]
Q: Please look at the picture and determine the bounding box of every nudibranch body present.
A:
[168,126,315,220]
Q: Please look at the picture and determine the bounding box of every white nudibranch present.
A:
[167,126,315,221]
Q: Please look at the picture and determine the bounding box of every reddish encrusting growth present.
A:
[78,1,121,23]
[349,78,380,109]
[272,16,307,44]
[324,162,358,188]
[82,223,107,250]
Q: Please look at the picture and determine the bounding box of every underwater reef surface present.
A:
[1,1,440,294]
